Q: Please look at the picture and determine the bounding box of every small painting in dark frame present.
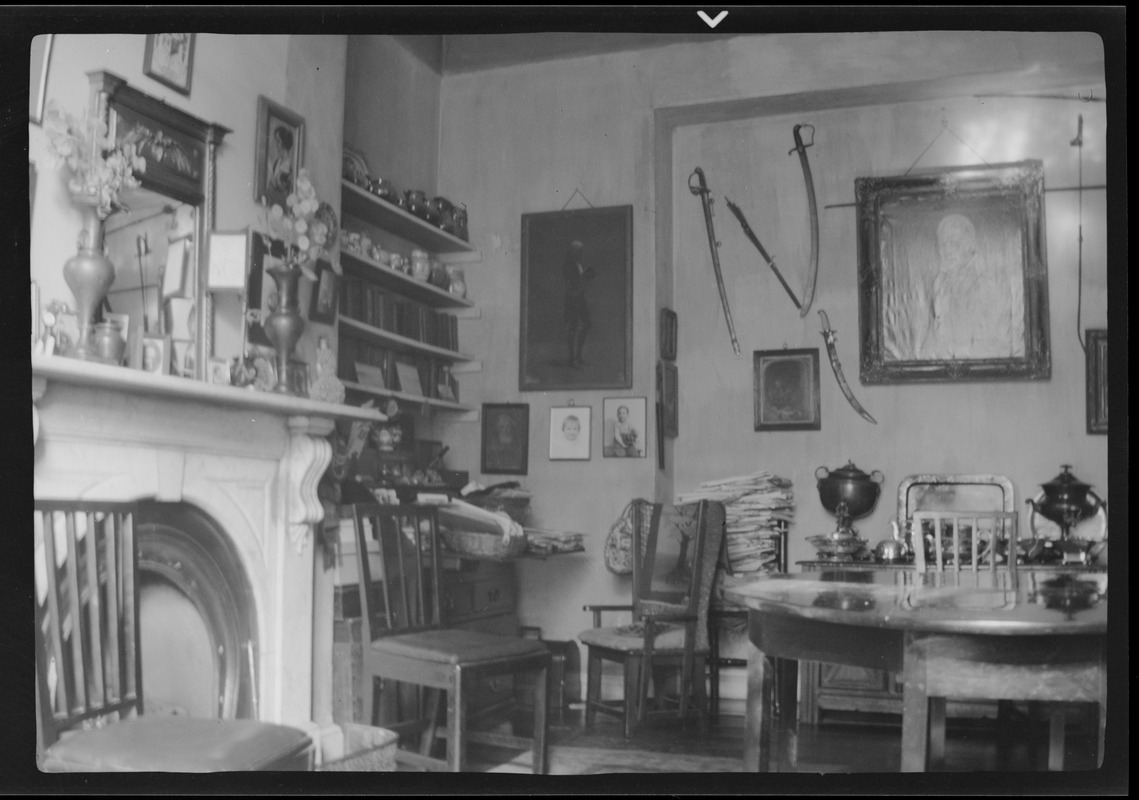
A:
[481,403,530,475]
[754,348,821,432]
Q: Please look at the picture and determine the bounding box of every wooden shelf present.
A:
[341,180,479,257]
[340,248,475,310]
[338,317,478,363]
[343,380,476,414]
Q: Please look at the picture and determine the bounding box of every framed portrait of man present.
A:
[519,206,633,391]
[754,349,821,432]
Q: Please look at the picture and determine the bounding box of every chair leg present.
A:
[928,697,947,770]
[900,676,931,772]
[584,650,601,729]
[625,655,641,738]
[694,655,709,733]
[447,673,466,772]
[362,673,377,726]
[531,664,549,775]
[420,689,443,759]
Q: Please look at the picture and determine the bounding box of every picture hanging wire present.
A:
[1072,114,1086,353]
[559,187,596,212]
[903,109,991,177]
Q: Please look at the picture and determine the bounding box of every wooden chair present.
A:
[344,503,549,772]
[34,500,314,772]
[579,500,726,738]
[904,508,1105,770]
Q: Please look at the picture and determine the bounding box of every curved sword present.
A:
[818,310,877,425]
[724,197,802,312]
[689,167,741,358]
[790,124,820,318]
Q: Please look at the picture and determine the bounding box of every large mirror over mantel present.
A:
[88,70,229,380]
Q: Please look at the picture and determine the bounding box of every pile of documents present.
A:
[677,471,794,573]
[523,528,586,555]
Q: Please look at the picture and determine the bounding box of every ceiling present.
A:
[398,33,745,75]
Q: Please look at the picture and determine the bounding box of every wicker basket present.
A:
[441,528,528,559]
[318,723,398,772]
[465,495,531,524]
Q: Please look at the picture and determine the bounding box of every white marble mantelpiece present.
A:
[32,354,385,730]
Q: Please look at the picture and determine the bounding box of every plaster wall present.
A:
[436,32,1109,648]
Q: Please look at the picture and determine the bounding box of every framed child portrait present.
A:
[549,405,591,461]
[481,403,530,475]
[603,397,647,459]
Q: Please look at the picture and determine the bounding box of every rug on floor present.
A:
[482,744,745,774]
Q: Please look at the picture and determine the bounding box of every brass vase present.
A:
[264,264,305,394]
[63,200,116,360]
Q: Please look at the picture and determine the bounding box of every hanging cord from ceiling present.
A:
[903,109,991,177]
[1071,114,1086,354]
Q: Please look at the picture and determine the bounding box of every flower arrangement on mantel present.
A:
[43,101,146,220]
[259,169,341,280]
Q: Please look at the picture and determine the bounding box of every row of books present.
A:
[338,334,460,403]
[339,276,460,351]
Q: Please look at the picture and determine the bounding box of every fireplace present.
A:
[33,355,383,737]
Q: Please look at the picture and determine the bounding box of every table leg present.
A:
[744,641,774,772]
[901,643,930,772]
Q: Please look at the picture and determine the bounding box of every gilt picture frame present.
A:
[143,34,196,96]
[520,205,633,391]
[855,160,1051,384]
[481,403,530,475]
[754,348,821,432]
[1086,329,1108,435]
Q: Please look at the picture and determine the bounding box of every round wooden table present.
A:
[725,568,1107,772]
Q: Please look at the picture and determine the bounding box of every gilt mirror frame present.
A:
[90,70,230,382]
[855,160,1051,384]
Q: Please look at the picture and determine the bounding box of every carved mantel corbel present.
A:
[285,416,335,554]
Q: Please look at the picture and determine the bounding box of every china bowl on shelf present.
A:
[368,177,402,205]
[807,533,869,560]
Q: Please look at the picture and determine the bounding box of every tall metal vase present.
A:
[264,264,306,394]
[63,199,116,360]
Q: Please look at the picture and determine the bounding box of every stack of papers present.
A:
[677,471,794,573]
[523,528,585,555]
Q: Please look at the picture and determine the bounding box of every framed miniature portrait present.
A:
[308,259,339,325]
[481,403,530,475]
[254,96,305,209]
[208,357,232,386]
[754,348,821,432]
[603,397,647,459]
[856,160,1050,384]
[549,405,591,461]
[143,34,196,96]
[140,333,171,375]
[520,205,633,391]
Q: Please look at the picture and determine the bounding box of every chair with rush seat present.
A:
[34,500,314,772]
[579,500,726,738]
[344,503,549,772]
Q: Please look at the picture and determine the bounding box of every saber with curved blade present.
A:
[790,124,820,318]
[688,167,741,357]
[724,197,802,312]
[819,310,877,425]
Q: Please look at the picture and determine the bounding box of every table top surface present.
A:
[724,569,1107,636]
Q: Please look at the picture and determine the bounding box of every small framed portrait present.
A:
[208,357,232,386]
[140,333,171,375]
[754,348,821,432]
[207,229,250,292]
[481,403,530,475]
[254,96,305,209]
[659,308,678,361]
[288,358,310,398]
[143,34,196,96]
[1085,329,1108,435]
[245,233,286,348]
[549,405,591,461]
[603,397,647,459]
[308,259,339,325]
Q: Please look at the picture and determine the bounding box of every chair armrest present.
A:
[583,604,634,628]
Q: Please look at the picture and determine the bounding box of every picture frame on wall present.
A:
[143,34,196,96]
[549,405,591,461]
[29,34,53,124]
[1086,329,1108,435]
[245,233,285,348]
[207,229,250,292]
[481,403,530,475]
[855,160,1051,384]
[603,397,647,459]
[254,96,305,210]
[753,348,821,432]
[308,259,339,325]
[520,205,633,391]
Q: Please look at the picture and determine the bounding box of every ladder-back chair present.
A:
[344,503,549,772]
[34,500,313,772]
[580,500,726,738]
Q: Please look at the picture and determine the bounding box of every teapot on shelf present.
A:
[874,519,910,563]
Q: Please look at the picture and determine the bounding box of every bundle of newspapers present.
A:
[676,471,794,573]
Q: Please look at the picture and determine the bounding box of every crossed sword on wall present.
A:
[689,123,877,425]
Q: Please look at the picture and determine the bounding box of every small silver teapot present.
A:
[874,520,910,563]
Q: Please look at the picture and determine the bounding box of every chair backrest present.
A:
[912,509,1019,577]
[344,504,444,645]
[34,501,143,748]
[630,500,726,652]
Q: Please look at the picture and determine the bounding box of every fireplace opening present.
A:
[136,501,258,721]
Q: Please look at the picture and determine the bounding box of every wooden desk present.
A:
[726,569,1107,772]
